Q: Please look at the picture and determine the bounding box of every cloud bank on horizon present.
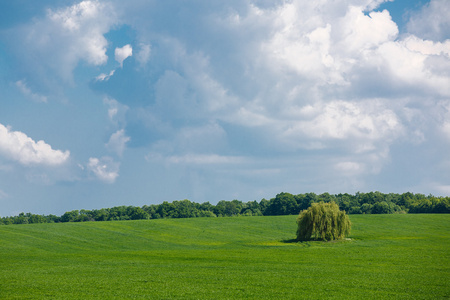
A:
[0,0,449,216]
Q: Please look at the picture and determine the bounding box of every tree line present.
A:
[1,191,449,225]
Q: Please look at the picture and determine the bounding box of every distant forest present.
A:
[1,192,449,225]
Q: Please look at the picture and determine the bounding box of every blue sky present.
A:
[0,0,449,217]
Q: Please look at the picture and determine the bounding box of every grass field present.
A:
[0,214,449,299]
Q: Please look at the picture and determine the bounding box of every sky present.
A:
[0,0,449,217]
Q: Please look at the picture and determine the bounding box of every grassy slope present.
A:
[0,214,448,299]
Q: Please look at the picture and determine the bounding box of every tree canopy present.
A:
[1,192,449,225]
[296,202,351,241]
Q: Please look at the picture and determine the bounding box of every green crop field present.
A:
[0,214,449,299]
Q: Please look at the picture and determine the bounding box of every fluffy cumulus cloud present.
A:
[257,3,397,86]
[80,0,449,184]
[406,0,450,41]
[106,0,449,191]
[8,0,116,84]
[278,100,402,151]
[0,123,70,166]
[47,0,115,67]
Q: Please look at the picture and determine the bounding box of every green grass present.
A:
[0,214,449,299]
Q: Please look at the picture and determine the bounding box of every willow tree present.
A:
[296,201,351,241]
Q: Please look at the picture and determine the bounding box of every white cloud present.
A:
[95,70,115,81]
[13,0,116,83]
[406,0,450,41]
[106,129,130,156]
[255,2,398,87]
[48,0,113,66]
[217,1,445,148]
[0,123,70,166]
[110,1,415,179]
[120,2,445,143]
[87,157,119,183]
[15,80,48,103]
[337,7,398,53]
[286,100,401,143]
[375,39,450,96]
[6,0,439,195]
[403,36,450,56]
[260,4,338,83]
[115,44,133,67]
[227,99,402,154]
